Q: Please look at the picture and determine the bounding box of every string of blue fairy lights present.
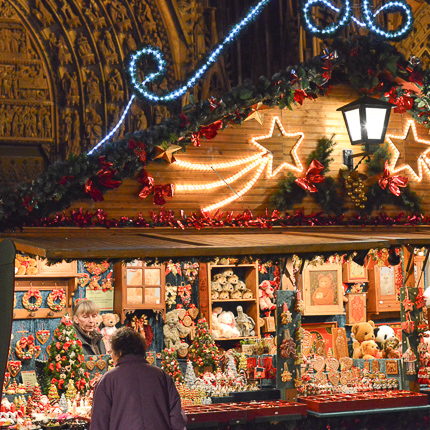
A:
[87,0,414,156]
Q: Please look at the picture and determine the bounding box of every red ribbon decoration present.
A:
[379,161,408,196]
[97,156,121,189]
[137,170,155,199]
[294,159,325,192]
[200,120,223,140]
[154,184,174,205]
[85,179,104,202]
[51,288,65,301]
[128,139,147,164]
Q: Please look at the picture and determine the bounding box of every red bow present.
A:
[97,156,121,189]
[85,179,104,202]
[154,184,174,205]
[379,161,408,196]
[294,159,325,192]
[138,170,174,205]
[137,170,155,199]
[51,288,65,301]
[128,139,147,163]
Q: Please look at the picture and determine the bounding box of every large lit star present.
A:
[386,119,430,182]
[251,116,304,178]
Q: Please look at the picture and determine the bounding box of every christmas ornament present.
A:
[22,287,42,312]
[86,358,96,371]
[328,370,340,386]
[345,171,367,209]
[244,102,269,125]
[280,302,292,325]
[402,312,415,334]
[15,335,35,360]
[84,261,110,275]
[34,346,41,359]
[96,357,106,370]
[7,361,22,378]
[154,144,182,163]
[47,287,66,312]
[165,283,178,306]
[295,291,305,313]
[339,356,353,371]
[188,304,199,320]
[36,330,51,345]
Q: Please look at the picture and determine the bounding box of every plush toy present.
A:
[382,337,401,359]
[163,309,190,349]
[352,320,375,358]
[213,274,227,286]
[312,273,335,306]
[242,289,254,299]
[211,308,222,339]
[227,275,239,285]
[231,284,243,299]
[219,291,230,300]
[350,283,364,293]
[101,313,120,350]
[374,325,396,350]
[217,311,241,338]
[95,314,103,332]
[222,282,234,297]
[15,255,38,276]
[259,280,276,311]
[360,340,379,359]
[235,306,255,337]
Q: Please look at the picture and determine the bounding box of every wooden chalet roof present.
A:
[2,226,430,260]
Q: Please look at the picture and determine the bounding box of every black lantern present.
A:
[337,96,395,154]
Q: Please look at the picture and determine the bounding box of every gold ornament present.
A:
[154,144,182,163]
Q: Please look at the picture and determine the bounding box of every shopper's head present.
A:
[73,299,100,335]
[110,327,147,364]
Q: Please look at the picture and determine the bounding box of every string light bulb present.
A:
[386,119,430,182]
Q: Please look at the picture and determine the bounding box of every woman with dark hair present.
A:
[90,327,186,430]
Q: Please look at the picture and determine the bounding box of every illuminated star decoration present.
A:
[386,119,430,182]
[175,116,305,212]
[154,144,182,163]
[244,102,270,125]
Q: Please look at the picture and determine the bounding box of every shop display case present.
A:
[113,261,165,322]
[206,262,260,340]
[183,400,307,425]
[298,390,427,413]
[367,265,401,316]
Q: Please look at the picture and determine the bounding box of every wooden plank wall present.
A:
[69,85,430,218]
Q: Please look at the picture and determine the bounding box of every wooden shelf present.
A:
[212,299,256,302]
[215,336,258,341]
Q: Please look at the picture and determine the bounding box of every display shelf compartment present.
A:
[183,400,306,424]
[298,390,427,413]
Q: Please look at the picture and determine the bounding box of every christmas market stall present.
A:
[3,0,430,427]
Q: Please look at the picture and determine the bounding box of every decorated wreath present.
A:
[22,288,42,312]
[15,335,35,360]
[47,288,66,312]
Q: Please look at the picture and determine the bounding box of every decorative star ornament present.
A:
[251,116,304,178]
[386,119,430,182]
[154,144,182,163]
[244,102,270,125]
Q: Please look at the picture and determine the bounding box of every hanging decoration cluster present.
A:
[1,36,430,231]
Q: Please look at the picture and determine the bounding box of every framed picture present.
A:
[386,360,399,375]
[302,322,338,357]
[342,261,368,283]
[301,263,345,315]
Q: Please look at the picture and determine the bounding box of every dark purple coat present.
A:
[90,355,186,430]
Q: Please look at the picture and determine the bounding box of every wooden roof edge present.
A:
[36,238,392,260]
[3,224,430,237]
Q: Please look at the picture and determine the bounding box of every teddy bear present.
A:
[217,311,241,338]
[242,289,254,299]
[222,282,234,297]
[15,254,38,276]
[382,337,401,359]
[227,275,239,286]
[101,313,120,350]
[222,269,234,277]
[312,273,335,306]
[259,280,276,311]
[211,307,223,339]
[374,325,395,350]
[231,284,243,299]
[360,340,380,359]
[352,320,375,358]
[213,274,227,286]
[163,309,191,349]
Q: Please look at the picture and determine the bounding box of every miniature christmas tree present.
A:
[184,360,196,389]
[48,383,60,401]
[44,315,90,396]
[31,383,42,403]
[161,348,184,384]
[65,379,77,400]
[238,353,247,373]
[188,318,219,375]
[25,398,34,416]
[25,381,32,393]
[59,394,68,413]
[227,354,237,377]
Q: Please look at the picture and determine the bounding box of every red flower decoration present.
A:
[379,161,408,196]
[128,139,147,164]
[85,179,104,202]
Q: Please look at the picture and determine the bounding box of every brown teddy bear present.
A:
[163,309,190,350]
[101,313,120,351]
[360,340,379,359]
[352,320,376,358]
[15,254,38,276]
[312,273,335,306]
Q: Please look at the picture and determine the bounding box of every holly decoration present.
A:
[44,315,90,396]
[187,318,219,375]
[161,348,183,384]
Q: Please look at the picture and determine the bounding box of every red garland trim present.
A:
[23,208,430,229]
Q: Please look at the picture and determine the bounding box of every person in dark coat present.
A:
[90,328,186,430]
[73,299,106,355]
